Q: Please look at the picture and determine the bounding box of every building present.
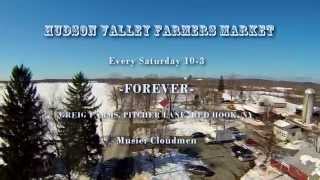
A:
[272,102,287,108]
[271,142,320,180]
[242,103,265,115]
[273,120,302,142]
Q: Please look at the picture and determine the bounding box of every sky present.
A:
[0,0,319,82]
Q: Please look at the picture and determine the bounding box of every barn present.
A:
[271,142,320,180]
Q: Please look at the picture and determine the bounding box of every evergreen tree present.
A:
[218,75,224,92]
[58,115,83,179]
[0,65,51,180]
[59,72,101,177]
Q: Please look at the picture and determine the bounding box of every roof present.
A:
[305,88,316,95]
[274,120,299,129]
[159,99,170,108]
[281,142,320,177]
[243,104,265,114]
[215,130,234,141]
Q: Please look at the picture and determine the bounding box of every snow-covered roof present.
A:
[274,120,298,129]
[281,142,320,178]
[234,104,245,111]
[242,104,265,114]
[300,155,320,176]
[274,120,291,128]
[271,87,293,92]
[305,88,316,94]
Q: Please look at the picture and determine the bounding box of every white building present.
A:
[273,120,302,142]
[242,103,265,114]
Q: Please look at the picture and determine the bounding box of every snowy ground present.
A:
[0,84,5,104]
[168,118,223,136]
[34,82,115,113]
[133,149,204,180]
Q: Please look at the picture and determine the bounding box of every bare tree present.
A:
[110,86,121,111]
[44,84,63,157]
[184,75,192,110]
[192,94,201,110]
[165,87,180,117]
[262,99,277,164]
[239,87,244,103]
[227,74,239,101]
[141,78,158,111]
[141,93,157,111]
[198,79,210,106]
[207,88,215,108]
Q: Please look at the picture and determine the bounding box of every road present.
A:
[189,141,253,180]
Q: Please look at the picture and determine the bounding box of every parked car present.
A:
[227,127,247,140]
[231,145,244,157]
[259,164,267,171]
[233,132,247,140]
[238,153,256,161]
[191,132,206,138]
[204,136,215,144]
[184,164,215,177]
[245,138,258,146]
[231,145,253,158]
[228,127,240,133]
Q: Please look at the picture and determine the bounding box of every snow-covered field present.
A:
[33,82,115,113]
[0,82,116,139]
[0,82,115,112]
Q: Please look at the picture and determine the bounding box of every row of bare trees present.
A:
[110,85,159,112]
